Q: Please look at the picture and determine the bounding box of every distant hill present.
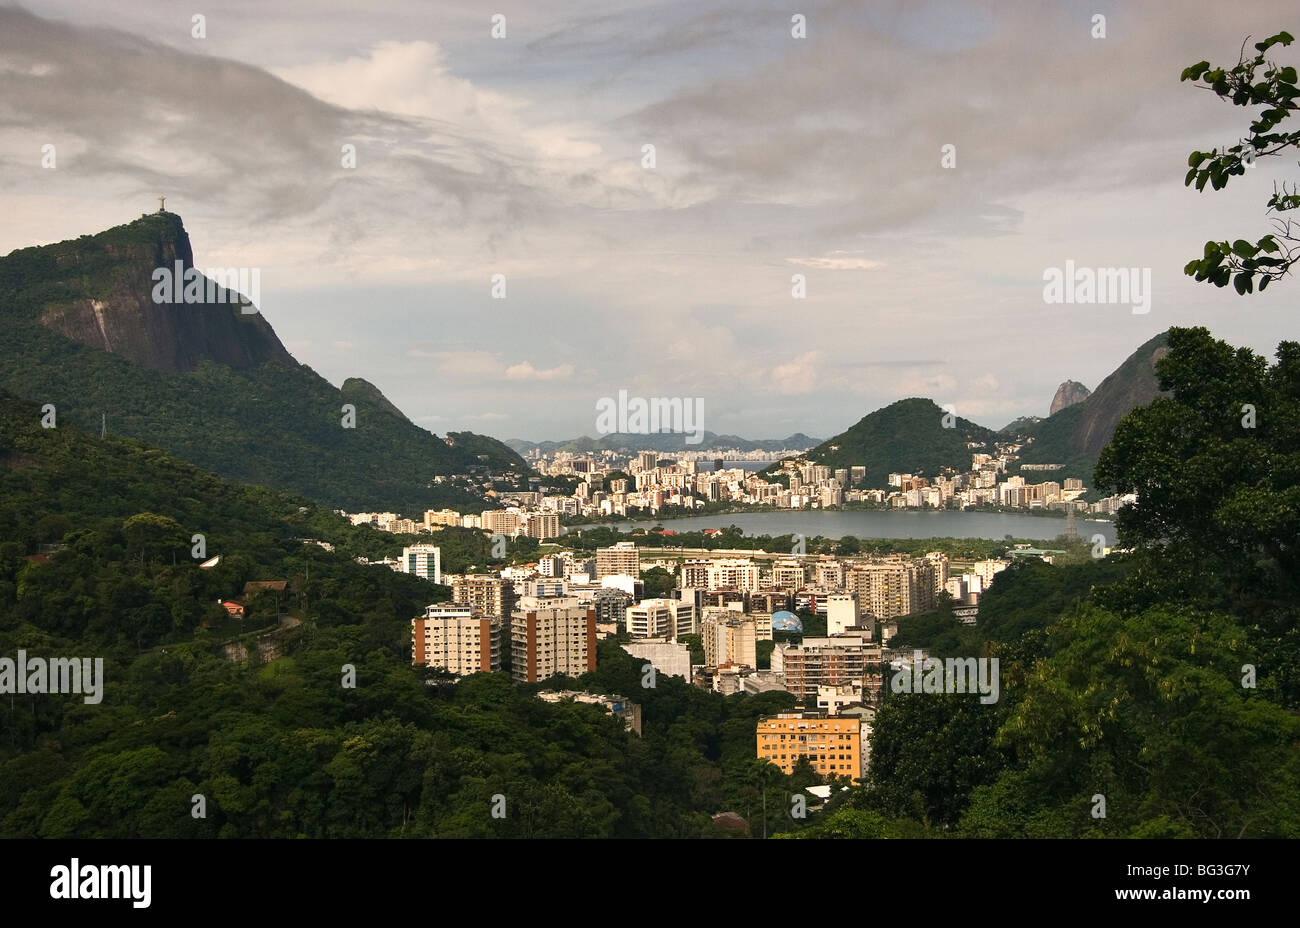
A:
[1049,380,1091,416]
[797,398,998,488]
[507,432,820,455]
[1000,415,1043,433]
[1013,331,1170,485]
[0,212,527,513]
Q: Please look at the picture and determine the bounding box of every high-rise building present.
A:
[511,595,597,683]
[757,713,862,780]
[844,558,938,620]
[596,541,640,579]
[637,451,658,473]
[770,560,807,590]
[411,603,501,675]
[450,574,517,619]
[701,612,758,669]
[625,598,697,639]
[481,509,522,536]
[399,545,441,584]
[679,560,710,589]
[524,511,561,540]
[772,634,880,700]
[591,587,634,626]
[706,559,760,592]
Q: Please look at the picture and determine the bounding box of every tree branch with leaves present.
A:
[1182,31,1299,293]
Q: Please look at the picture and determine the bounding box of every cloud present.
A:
[505,361,575,381]
[771,351,821,395]
[789,253,884,270]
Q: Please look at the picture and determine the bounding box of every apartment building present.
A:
[626,598,697,639]
[449,574,517,620]
[591,587,634,627]
[701,612,758,669]
[772,634,881,700]
[757,713,862,780]
[398,545,441,584]
[411,603,501,675]
[523,511,561,540]
[596,541,640,580]
[423,509,462,528]
[769,560,807,590]
[679,560,710,589]
[510,595,597,683]
[706,559,760,592]
[481,509,523,537]
[845,558,939,620]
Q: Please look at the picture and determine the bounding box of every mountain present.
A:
[507,432,820,455]
[0,212,527,513]
[1014,331,1170,484]
[796,398,998,488]
[1000,415,1042,433]
[1049,380,1091,415]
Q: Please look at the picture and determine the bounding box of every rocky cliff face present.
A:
[31,213,295,373]
[1049,380,1091,416]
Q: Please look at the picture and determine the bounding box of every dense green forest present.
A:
[0,391,828,837]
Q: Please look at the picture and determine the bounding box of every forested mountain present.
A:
[0,213,527,514]
[797,397,998,488]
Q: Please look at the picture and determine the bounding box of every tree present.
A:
[1182,31,1300,292]
[121,512,186,564]
[960,605,1300,838]
[1095,326,1300,707]
[1095,327,1300,603]
[641,566,675,598]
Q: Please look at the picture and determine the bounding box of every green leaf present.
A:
[1233,272,1253,295]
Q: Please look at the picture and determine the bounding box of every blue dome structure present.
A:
[771,610,802,632]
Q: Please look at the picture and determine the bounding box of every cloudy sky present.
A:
[1,0,1297,441]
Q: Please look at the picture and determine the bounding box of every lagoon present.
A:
[610,509,1117,545]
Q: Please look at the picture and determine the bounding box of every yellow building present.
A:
[756,713,862,781]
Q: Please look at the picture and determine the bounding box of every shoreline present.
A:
[564,505,1114,529]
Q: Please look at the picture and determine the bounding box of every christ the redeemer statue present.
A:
[158,196,166,213]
